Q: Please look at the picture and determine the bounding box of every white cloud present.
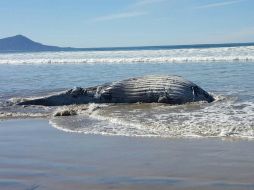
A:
[92,11,148,22]
[195,0,245,9]
[91,0,166,22]
[133,0,167,7]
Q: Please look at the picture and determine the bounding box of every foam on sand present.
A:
[49,95,254,139]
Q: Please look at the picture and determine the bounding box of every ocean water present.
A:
[0,46,254,139]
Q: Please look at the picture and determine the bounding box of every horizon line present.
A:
[1,34,254,52]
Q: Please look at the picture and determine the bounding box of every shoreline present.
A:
[2,117,253,141]
[0,119,254,190]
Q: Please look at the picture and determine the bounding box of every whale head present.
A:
[192,85,214,103]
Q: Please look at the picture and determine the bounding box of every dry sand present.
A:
[0,119,254,190]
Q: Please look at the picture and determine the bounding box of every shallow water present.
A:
[0,48,254,139]
[1,119,254,190]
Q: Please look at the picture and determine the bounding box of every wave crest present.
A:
[1,46,254,64]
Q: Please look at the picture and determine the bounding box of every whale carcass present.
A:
[17,75,214,106]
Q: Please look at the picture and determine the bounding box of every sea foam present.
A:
[49,96,254,139]
[0,46,254,64]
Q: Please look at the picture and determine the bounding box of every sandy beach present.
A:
[0,119,253,190]
[1,0,254,189]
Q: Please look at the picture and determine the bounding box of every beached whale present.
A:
[17,75,214,106]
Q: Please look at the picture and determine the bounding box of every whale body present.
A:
[18,75,214,106]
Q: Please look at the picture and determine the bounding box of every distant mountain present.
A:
[1,34,254,53]
[0,35,71,52]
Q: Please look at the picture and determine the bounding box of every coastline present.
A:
[0,119,254,190]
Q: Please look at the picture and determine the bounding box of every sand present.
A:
[0,119,254,190]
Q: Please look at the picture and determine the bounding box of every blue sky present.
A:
[0,0,254,47]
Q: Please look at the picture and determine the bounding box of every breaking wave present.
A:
[1,46,254,64]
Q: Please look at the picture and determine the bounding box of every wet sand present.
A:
[0,119,254,190]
